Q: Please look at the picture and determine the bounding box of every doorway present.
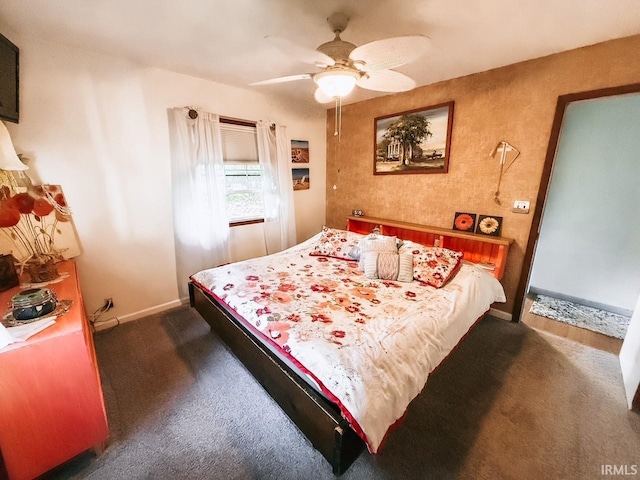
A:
[513,83,640,354]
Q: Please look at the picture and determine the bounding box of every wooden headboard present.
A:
[346,216,514,281]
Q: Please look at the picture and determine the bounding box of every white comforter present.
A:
[191,233,506,453]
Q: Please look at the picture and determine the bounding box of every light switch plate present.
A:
[512,200,530,214]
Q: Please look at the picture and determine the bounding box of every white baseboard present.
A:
[93,299,185,331]
[489,307,512,321]
[528,286,633,317]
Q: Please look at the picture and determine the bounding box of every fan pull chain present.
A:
[333,97,343,140]
[333,102,342,194]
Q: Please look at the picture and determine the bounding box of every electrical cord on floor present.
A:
[89,302,120,333]
[91,316,120,334]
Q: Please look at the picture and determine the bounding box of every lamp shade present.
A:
[314,70,359,99]
[0,121,27,171]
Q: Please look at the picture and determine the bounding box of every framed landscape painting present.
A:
[374,101,454,175]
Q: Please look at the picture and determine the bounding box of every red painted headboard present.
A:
[346,216,514,281]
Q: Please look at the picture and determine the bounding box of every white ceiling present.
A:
[1,0,640,113]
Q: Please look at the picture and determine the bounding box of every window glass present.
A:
[220,122,263,223]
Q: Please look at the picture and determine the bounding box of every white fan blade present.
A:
[357,70,416,93]
[314,88,335,104]
[350,35,430,72]
[265,35,335,67]
[250,73,312,86]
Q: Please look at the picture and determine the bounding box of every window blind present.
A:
[220,123,258,164]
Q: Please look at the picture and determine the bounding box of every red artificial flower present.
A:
[54,193,66,207]
[12,193,35,214]
[0,200,20,227]
[33,198,54,217]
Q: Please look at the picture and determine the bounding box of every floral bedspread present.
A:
[191,232,506,453]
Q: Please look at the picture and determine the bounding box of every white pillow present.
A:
[357,234,399,271]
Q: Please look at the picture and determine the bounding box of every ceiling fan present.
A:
[250,12,430,103]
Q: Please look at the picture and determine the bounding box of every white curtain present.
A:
[168,107,231,300]
[256,120,297,254]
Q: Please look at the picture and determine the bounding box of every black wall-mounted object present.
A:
[0,32,19,124]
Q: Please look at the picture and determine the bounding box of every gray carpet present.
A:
[44,306,640,480]
[530,295,631,339]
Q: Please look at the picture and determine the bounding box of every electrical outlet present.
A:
[103,297,114,311]
[512,200,530,214]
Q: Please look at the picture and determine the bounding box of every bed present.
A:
[189,216,513,474]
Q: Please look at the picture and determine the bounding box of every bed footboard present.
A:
[189,282,364,475]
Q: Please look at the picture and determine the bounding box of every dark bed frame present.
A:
[189,216,513,475]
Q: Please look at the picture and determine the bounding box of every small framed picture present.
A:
[452,212,477,232]
[292,168,309,190]
[476,215,503,236]
[291,140,309,163]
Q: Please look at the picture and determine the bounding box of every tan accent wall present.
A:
[325,34,640,315]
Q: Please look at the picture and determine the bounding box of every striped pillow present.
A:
[357,234,399,271]
[364,252,414,282]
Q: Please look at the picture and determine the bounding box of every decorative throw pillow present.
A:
[399,240,463,288]
[357,234,399,271]
[364,252,414,282]
[309,226,363,261]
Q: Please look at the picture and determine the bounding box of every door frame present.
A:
[511,82,640,322]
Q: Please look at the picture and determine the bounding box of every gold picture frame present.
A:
[374,101,454,175]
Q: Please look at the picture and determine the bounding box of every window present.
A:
[220,120,263,224]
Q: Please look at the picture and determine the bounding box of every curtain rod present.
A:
[183,107,264,129]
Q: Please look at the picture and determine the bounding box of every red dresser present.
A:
[0,260,109,480]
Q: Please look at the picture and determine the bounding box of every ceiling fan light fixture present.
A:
[314,70,360,98]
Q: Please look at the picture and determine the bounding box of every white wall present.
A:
[529,94,640,312]
[3,33,327,320]
[620,294,640,409]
